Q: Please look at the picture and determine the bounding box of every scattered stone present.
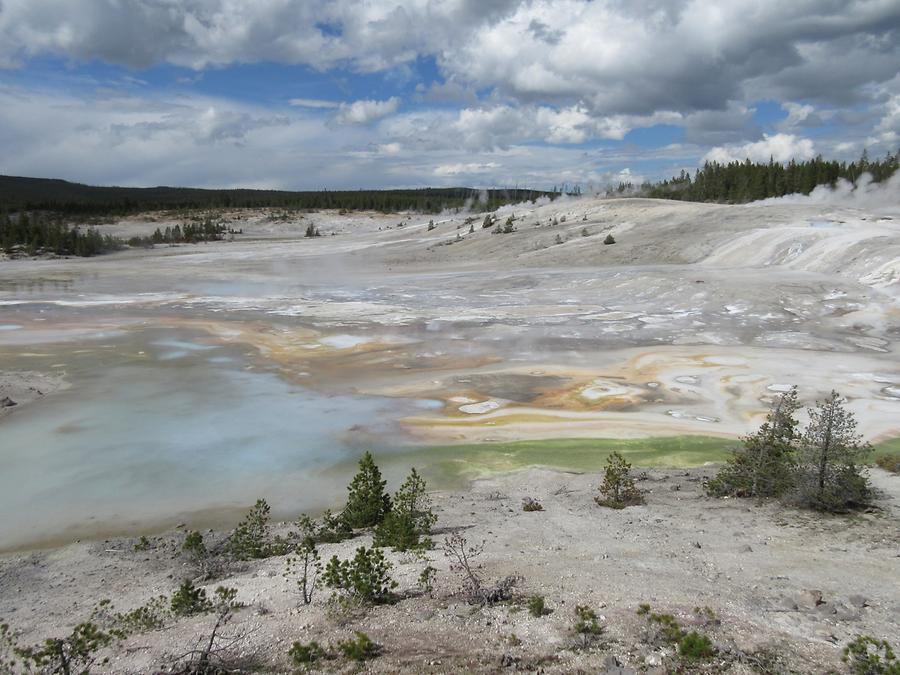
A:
[794,590,824,611]
[832,602,860,622]
[499,653,519,668]
[602,654,637,674]
[0,396,17,407]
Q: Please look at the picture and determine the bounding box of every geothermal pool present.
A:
[0,326,428,550]
[2,197,900,550]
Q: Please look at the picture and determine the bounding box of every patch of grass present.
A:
[527,595,550,617]
[337,631,380,662]
[385,436,735,485]
[874,437,900,457]
[289,640,328,669]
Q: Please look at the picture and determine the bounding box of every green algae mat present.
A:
[381,434,900,486]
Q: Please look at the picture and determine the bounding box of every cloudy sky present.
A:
[0,0,898,190]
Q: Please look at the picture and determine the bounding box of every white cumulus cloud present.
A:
[334,97,400,125]
[703,133,817,164]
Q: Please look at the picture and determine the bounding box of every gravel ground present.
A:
[1,466,897,674]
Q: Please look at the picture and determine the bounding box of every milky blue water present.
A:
[0,332,421,550]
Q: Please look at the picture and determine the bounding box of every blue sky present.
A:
[0,1,897,190]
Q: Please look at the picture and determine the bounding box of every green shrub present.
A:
[573,605,603,635]
[522,497,543,512]
[595,452,644,508]
[296,511,351,545]
[650,612,683,643]
[791,392,873,512]
[1,616,122,674]
[285,536,321,605]
[223,499,274,560]
[323,546,397,604]
[342,452,391,529]
[571,605,604,649]
[679,631,715,660]
[115,596,168,633]
[843,635,900,674]
[527,595,549,617]
[707,388,799,499]
[875,455,900,474]
[373,467,436,551]
[133,535,151,551]
[170,580,210,616]
[318,510,353,542]
[373,511,422,551]
[289,640,329,668]
[418,565,437,595]
[337,632,380,662]
[182,530,206,558]
[211,586,240,609]
[638,605,685,645]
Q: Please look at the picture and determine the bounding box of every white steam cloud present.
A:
[749,171,900,211]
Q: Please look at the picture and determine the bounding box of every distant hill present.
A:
[0,175,554,216]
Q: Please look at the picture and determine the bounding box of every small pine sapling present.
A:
[595,452,645,508]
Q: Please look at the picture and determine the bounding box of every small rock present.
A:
[738,544,753,553]
[602,654,637,675]
[794,589,824,611]
[499,653,519,668]
[0,396,17,407]
[848,594,869,608]
[644,653,663,667]
[832,602,860,622]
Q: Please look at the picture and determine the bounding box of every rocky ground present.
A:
[0,370,67,418]
[1,466,898,674]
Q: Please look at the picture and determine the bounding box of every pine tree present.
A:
[707,388,800,498]
[342,452,391,529]
[792,392,872,511]
[595,452,644,509]
[374,467,436,550]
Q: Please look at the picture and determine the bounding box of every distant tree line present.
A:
[0,211,120,257]
[147,218,227,245]
[0,176,554,217]
[616,150,899,203]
